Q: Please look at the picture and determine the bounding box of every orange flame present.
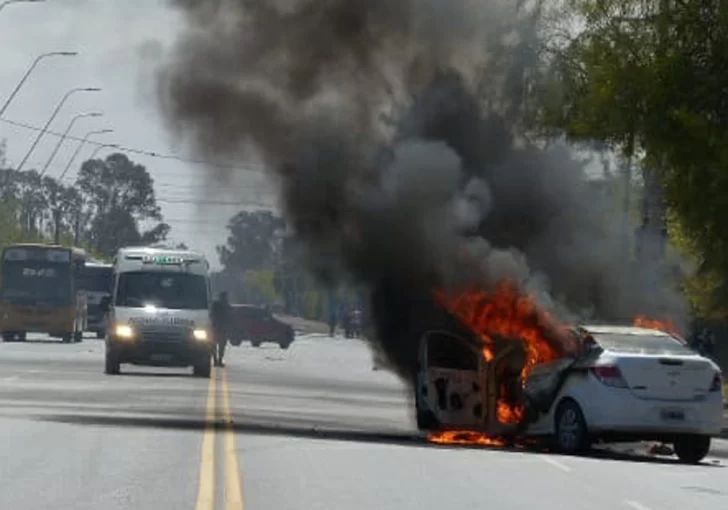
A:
[634,316,682,339]
[435,281,572,378]
[428,281,573,445]
[428,430,506,446]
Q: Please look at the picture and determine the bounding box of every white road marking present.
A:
[625,500,652,510]
[540,455,572,472]
[2,376,18,382]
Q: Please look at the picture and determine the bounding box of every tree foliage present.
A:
[77,153,169,256]
[217,210,285,273]
[0,151,169,257]
[536,0,728,316]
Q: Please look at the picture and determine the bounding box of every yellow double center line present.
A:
[196,368,245,510]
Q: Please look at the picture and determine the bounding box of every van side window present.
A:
[427,333,479,371]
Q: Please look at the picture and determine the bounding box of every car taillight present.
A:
[709,373,723,392]
[591,365,628,388]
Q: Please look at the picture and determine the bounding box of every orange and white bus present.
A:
[0,243,88,343]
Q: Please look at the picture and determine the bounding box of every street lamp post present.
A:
[59,128,113,180]
[16,87,101,172]
[40,112,102,176]
[0,51,78,117]
[0,0,46,13]
[88,143,119,160]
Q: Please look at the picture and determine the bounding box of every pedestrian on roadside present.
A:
[211,291,232,367]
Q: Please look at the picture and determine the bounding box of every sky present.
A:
[0,0,608,269]
[0,0,278,268]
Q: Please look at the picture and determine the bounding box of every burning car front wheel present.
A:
[554,399,590,454]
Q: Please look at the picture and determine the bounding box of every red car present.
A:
[228,304,294,349]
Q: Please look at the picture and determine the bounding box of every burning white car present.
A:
[416,324,724,463]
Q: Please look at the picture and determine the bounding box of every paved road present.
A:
[1,333,727,509]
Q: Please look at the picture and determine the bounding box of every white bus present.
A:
[101,246,213,377]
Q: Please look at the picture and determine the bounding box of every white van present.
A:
[101,246,213,377]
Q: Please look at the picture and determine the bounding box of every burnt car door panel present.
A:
[421,330,486,428]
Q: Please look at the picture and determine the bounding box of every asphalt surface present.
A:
[1,333,728,509]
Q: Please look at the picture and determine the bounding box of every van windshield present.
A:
[115,271,208,310]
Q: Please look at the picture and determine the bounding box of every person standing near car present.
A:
[211,291,232,367]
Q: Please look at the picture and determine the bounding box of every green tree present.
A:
[536,0,728,317]
[217,210,285,273]
[76,153,169,256]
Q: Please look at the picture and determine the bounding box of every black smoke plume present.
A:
[157,0,687,380]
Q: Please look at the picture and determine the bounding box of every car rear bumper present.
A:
[108,337,212,367]
[583,387,724,437]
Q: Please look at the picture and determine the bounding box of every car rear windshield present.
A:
[592,333,695,356]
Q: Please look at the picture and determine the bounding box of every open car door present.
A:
[417,330,487,430]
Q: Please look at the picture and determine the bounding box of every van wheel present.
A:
[554,399,590,454]
[674,435,711,464]
[105,350,120,375]
[279,341,290,350]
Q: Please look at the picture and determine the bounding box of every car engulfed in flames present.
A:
[416,282,684,447]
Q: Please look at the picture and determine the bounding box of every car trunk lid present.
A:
[590,330,717,401]
[616,355,716,400]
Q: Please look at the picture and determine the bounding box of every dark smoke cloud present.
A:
[157,0,687,379]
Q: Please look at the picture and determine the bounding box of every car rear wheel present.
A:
[62,333,73,343]
[2,332,14,342]
[74,331,83,343]
[104,350,120,375]
[251,340,261,348]
[674,434,711,464]
[279,341,291,350]
[554,399,590,454]
[96,330,105,340]
[17,332,26,342]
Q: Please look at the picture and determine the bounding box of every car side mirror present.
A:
[100,296,111,313]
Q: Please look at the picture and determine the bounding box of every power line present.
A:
[0,115,266,174]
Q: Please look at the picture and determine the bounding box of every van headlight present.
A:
[193,329,209,342]
[115,324,134,340]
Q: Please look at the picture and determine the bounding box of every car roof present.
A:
[578,324,671,337]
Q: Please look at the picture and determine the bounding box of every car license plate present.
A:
[660,408,685,421]
[150,353,173,362]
